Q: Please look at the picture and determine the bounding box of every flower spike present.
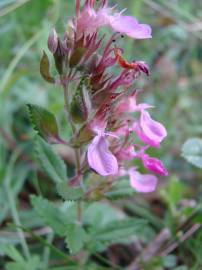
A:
[41,0,168,195]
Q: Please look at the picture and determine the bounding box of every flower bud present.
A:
[48,28,58,54]
[135,61,150,76]
[53,39,66,75]
[142,154,168,176]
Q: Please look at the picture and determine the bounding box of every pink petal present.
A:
[113,122,130,136]
[142,154,168,176]
[136,103,154,111]
[87,135,118,176]
[140,110,167,146]
[110,70,135,90]
[76,5,111,36]
[133,122,161,147]
[129,168,158,193]
[116,96,137,114]
[110,15,152,39]
[117,145,136,161]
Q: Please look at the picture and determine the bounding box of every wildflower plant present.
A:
[28,0,168,261]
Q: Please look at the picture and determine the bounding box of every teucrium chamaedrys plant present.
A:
[28,0,168,257]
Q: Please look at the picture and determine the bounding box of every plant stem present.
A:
[43,231,54,269]
[62,81,83,223]
[77,201,82,224]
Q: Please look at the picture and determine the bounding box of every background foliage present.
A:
[0,0,202,269]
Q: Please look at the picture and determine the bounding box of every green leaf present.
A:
[65,223,87,254]
[88,218,148,252]
[105,179,136,200]
[182,138,202,168]
[57,182,85,201]
[31,195,68,236]
[94,218,147,242]
[27,104,60,143]
[50,265,78,270]
[40,51,55,83]
[5,246,25,265]
[173,266,188,270]
[5,246,41,270]
[35,136,67,183]
[0,235,20,256]
[162,255,177,268]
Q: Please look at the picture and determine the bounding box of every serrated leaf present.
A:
[83,202,119,229]
[94,218,147,242]
[35,136,67,183]
[27,104,60,143]
[65,223,87,254]
[31,195,68,236]
[5,246,41,270]
[40,51,55,83]
[57,182,85,201]
[182,138,202,168]
[88,218,148,252]
[5,246,24,265]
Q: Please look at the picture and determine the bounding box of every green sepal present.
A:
[70,77,92,124]
[69,47,87,68]
[53,40,65,75]
[40,51,55,83]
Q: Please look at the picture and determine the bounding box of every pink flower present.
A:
[141,154,168,176]
[133,110,167,147]
[87,133,118,176]
[110,15,152,39]
[116,145,136,161]
[129,167,158,193]
[115,91,153,114]
[115,92,137,113]
[113,122,130,137]
[76,3,111,37]
[75,1,152,40]
[110,70,136,90]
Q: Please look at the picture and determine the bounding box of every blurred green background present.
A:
[1,0,202,269]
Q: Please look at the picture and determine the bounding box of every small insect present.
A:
[114,47,139,69]
[114,47,150,76]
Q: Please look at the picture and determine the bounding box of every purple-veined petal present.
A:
[110,15,152,39]
[140,110,167,146]
[142,154,168,176]
[129,168,158,193]
[87,135,118,176]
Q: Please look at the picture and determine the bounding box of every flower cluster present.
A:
[47,0,168,193]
